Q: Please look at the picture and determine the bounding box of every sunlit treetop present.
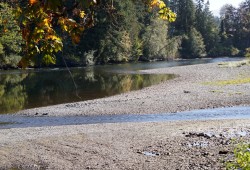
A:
[13,0,176,67]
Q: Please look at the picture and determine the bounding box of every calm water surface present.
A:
[0,57,244,114]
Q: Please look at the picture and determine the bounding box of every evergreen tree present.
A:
[181,27,206,58]
[195,1,220,53]
[174,0,196,34]
[236,0,250,49]
[95,0,141,64]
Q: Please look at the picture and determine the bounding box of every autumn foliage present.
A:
[14,0,176,67]
[29,0,37,5]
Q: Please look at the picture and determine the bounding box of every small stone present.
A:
[137,151,142,154]
[165,152,171,156]
[155,153,160,156]
[202,152,209,156]
[219,150,229,155]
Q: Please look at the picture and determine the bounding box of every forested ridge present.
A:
[0,0,250,69]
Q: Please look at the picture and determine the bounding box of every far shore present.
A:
[16,61,250,117]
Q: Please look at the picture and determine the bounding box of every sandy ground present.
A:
[1,62,250,169]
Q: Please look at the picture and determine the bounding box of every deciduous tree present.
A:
[13,0,176,67]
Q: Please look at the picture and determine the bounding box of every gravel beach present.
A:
[1,61,250,170]
[16,62,250,117]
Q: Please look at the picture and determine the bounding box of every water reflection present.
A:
[0,68,174,114]
[0,57,244,114]
[0,74,27,113]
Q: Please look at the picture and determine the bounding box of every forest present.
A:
[0,0,250,69]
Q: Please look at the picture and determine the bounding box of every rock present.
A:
[165,152,171,156]
[184,90,191,94]
[219,150,229,155]
[201,152,209,156]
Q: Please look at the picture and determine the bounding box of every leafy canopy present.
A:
[13,0,176,67]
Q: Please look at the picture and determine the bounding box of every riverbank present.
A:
[1,119,250,169]
[1,61,250,169]
[16,61,250,117]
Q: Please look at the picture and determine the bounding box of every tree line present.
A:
[0,0,249,69]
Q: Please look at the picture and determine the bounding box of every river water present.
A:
[0,106,250,129]
[0,57,245,114]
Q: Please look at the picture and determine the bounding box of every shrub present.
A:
[245,48,250,58]
[231,47,240,56]
[0,3,23,68]
[226,143,250,170]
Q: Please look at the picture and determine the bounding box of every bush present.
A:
[231,47,240,56]
[226,143,250,170]
[208,45,240,57]
[83,50,95,66]
[0,3,23,68]
[245,48,250,58]
[0,54,22,69]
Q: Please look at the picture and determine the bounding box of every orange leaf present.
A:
[72,35,80,44]
[29,0,38,5]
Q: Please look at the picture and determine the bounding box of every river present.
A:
[0,106,250,129]
[0,57,244,114]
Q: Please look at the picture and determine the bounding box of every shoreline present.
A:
[15,61,250,117]
[1,61,250,169]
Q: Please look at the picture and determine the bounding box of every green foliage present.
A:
[195,1,220,53]
[181,27,206,58]
[165,36,182,59]
[99,0,142,63]
[0,3,23,68]
[0,54,22,68]
[231,47,240,56]
[245,47,250,58]
[2,0,248,67]
[204,77,250,86]
[131,38,143,61]
[209,45,231,57]
[209,45,240,57]
[219,1,250,52]
[142,17,169,60]
[0,3,22,55]
[0,74,27,113]
[77,0,179,64]
[82,50,95,66]
[98,30,132,63]
[226,143,250,170]
[10,0,175,67]
[173,0,195,34]
[0,43,3,55]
